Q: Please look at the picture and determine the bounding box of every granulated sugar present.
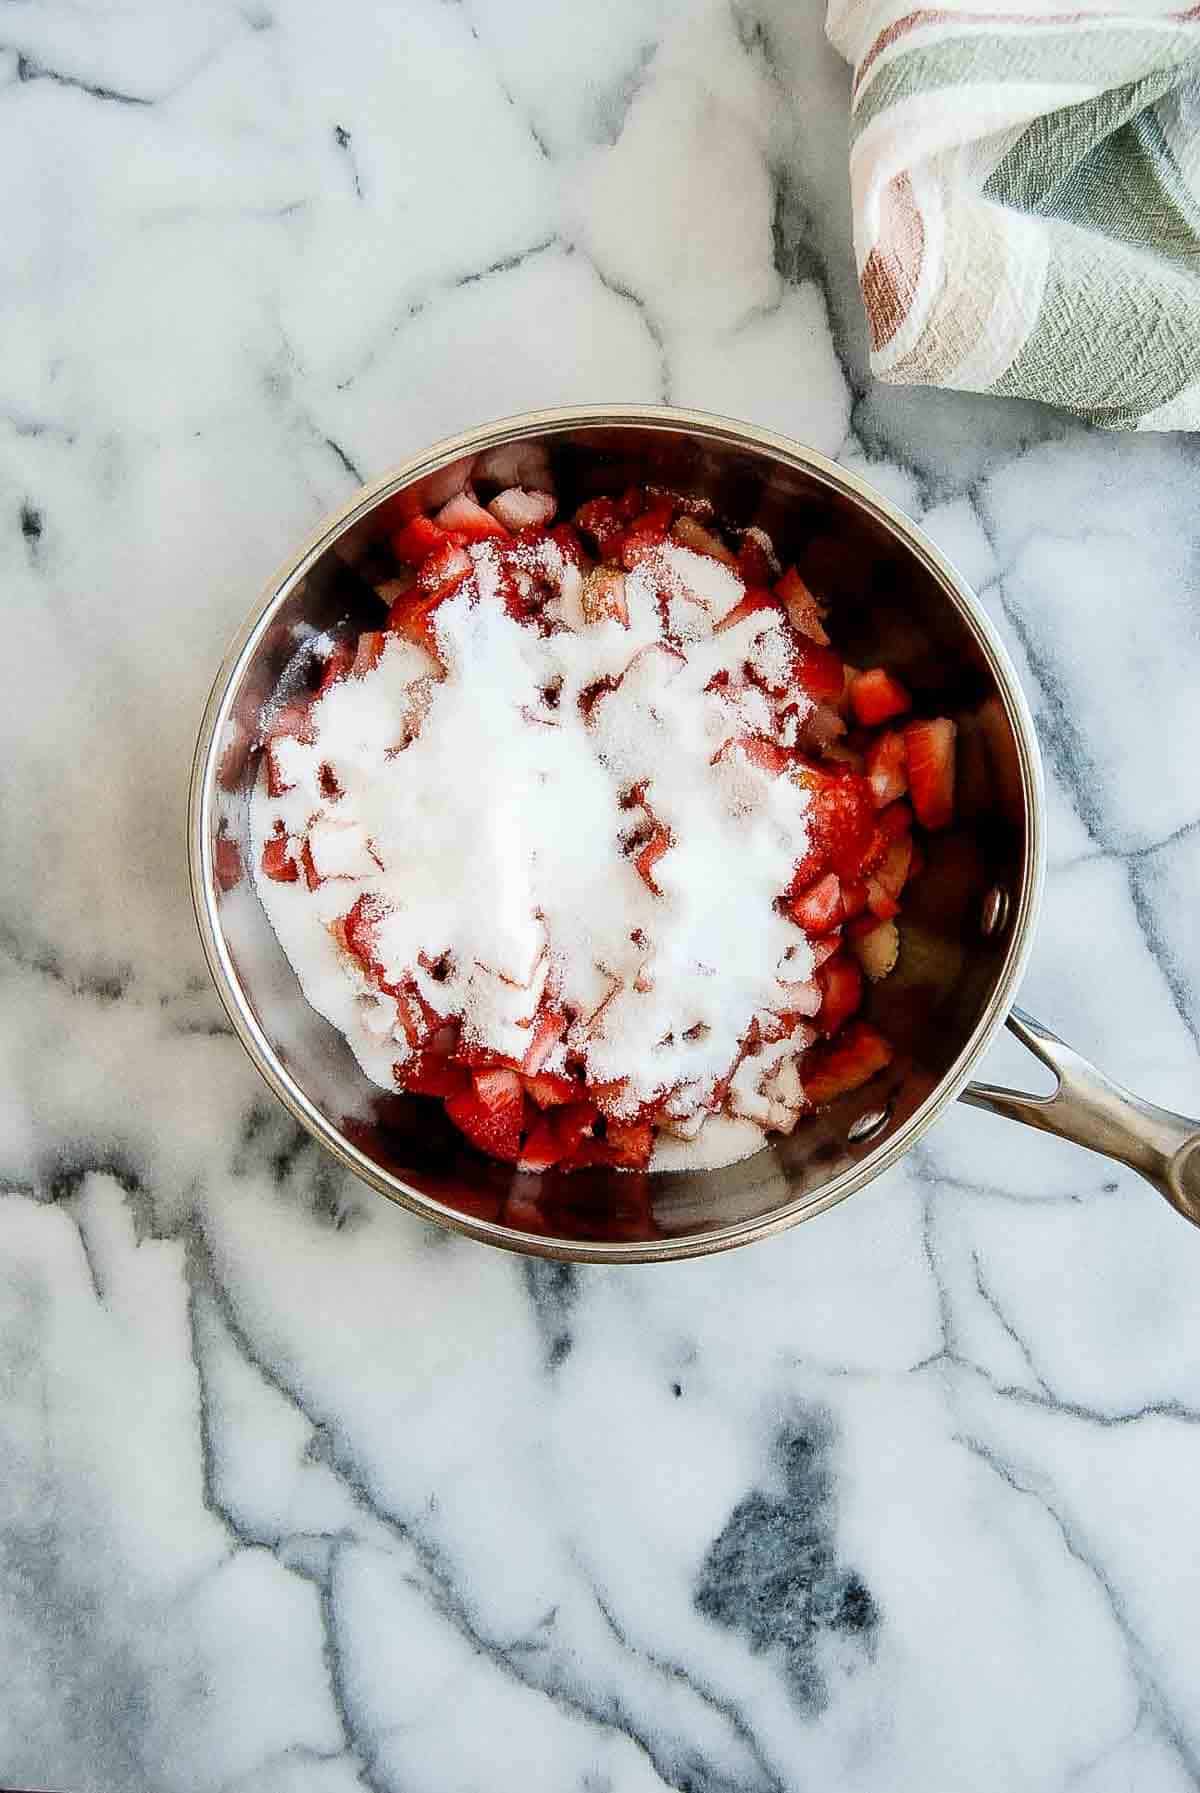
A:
[251,536,817,1167]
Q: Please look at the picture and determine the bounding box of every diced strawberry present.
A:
[387,589,444,654]
[552,1101,600,1161]
[713,735,790,776]
[574,496,625,556]
[488,487,558,533]
[840,878,869,919]
[865,731,908,808]
[803,1021,893,1107]
[391,515,448,566]
[903,718,957,830]
[670,514,737,565]
[793,763,877,881]
[775,566,830,645]
[215,830,243,892]
[521,1008,568,1075]
[714,587,780,633]
[518,1117,566,1172]
[849,916,900,982]
[549,522,587,566]
[263,702,313,795]
[635,825,672,894]
[614,485,645,521]
[296,838,320,891]
[867,836,913,919]
[260,830,298,883]
[341,892,386,981]
[619,503,673,569]
[736,532,776,587]
[586,1077,631,1117]
[878,799,913,843]
[318,640,356,693]
[850,668,911,728]
[417,541,473,603]
[436,493,508,542]
[595,1118,654,1169]
[351,630,386,678]
[396,1053,471,1100]
[790,640,845,702]
[473,1066,525,1112]
[581,567,629,626]
[445,1086,524,1162]
[815,953,864,1037]
[524,1071,578,1108]
[810,932,844,969]
[788,872,843,935]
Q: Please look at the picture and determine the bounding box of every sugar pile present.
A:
[251,534,817,1168]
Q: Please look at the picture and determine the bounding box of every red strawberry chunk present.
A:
[552,1101,600,1162]
[791,641,845,702]
[340,893,387,981]
[417,541,473,603]
[473,1066,525,1112]
[850,668,911,727]
[803,1021,893,1106]
[865,730,908,808]
[635,825,672,894]
[619,508,673,569]
[714,587,780,633]
[736,534,775,587]
[574,496,625,556]
[878,799,913,843]
[524,1071,578,1108]
[867,835,913,919]
[815,953,864,1036]
[789,871,843,935]
[436,493,509,542]
[397,1053,471,1100]
[391,515,448,566]
[521,1008,568,1074]
[775,567,830,645]
[351,630,386,678]
[518,1117,566,1172]
[840,878,869,919]
[260,831,298,883]
[713,734,791,776]
[595,1117,654,1169]
[215,831,243,892]
[794,763,876,881]
[445,1087,524,1162]
[903,718,957,830]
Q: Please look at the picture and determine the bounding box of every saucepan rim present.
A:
[188,404,1046,1262]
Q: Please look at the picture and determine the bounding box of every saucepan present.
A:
[188,406,1200,1260]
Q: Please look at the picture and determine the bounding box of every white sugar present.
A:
[251,537,816,1161]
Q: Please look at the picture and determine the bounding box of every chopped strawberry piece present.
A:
[850,668,911,727]
[788,872,843,935]
[215,830,243,892]
[840,878,869,919]
[352,630,386,678]
[521,1008,568,1074]
[776,567,830,645]
[713,735,791,776]
[614,485,646,521]
[552,1101,600,1161]
[489,487,557,533]
[391,515,448,566]
[263,702,313,796]
[397,1053,471,1099]
[473,1065,525,1112]
[341,893,387,981]
[595,1118,654,1169]
[865,731,908,808]
[803,1021,893,1107]
[790,641,845,702]
[878,798,913,843]
[810,932,843,969]
[260,830,298,883]
[736,533,776,587]
[417,541,473,603]
[815,953,864,1036]
[445,1086,524,1162]
[670,514,736,565]
[619,505,673,569]
[635,825,672,894]
[436,493,508,542]
[581,567,629,626]
[868,836,914,920]
[903,718,957,830]
[318,640,356,693]
[518,1117,566,1172]
[849,916,900,982]
[793,763,877,881]
[387,589,444,654]
[549,522,586,565]
[574,496,625,556]
[524,1071,578,1108]
[714,587,780,633]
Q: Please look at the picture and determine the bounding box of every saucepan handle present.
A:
[960,1008,1200,1227]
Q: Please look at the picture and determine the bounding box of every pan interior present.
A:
[197,414,1036,1259]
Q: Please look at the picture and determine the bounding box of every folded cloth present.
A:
[826,0,1200,428]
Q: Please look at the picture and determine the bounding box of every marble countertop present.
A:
[4,1,1200,1789]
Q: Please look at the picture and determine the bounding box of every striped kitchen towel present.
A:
[826,0,1200,429]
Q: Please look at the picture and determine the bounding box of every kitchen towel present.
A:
[826,0,1200,428]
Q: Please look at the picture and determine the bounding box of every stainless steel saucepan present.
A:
[188,406,1200,1260]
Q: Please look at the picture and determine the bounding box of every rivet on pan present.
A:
[848,1104,892,1146]
[981,884,1010,938]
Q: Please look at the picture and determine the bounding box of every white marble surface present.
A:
[3,2,1200,1789]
